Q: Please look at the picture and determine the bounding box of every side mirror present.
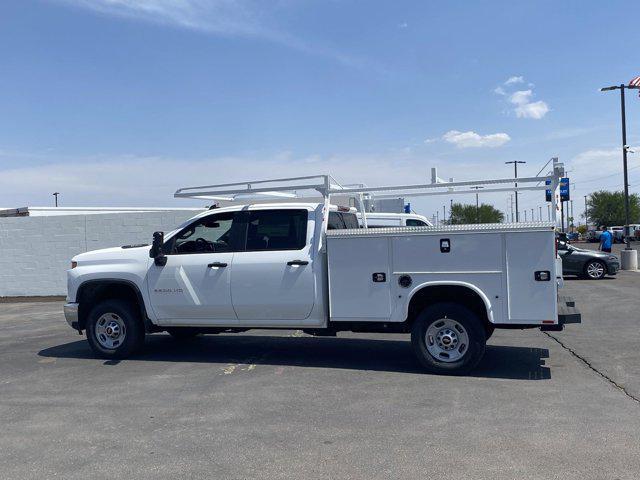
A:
[150,231,167,266]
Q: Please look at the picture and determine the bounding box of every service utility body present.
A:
[64,161,580,374]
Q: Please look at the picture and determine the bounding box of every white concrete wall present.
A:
[0,211,201,297]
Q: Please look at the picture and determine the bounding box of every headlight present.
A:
[608,256,618,261]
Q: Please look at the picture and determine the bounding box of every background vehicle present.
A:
[64,167,579,375]
[609,226,624,243]
[586,230,601,243]
[356,212,432,228]
[557,241,619,279]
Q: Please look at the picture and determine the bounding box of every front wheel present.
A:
[584,260,606,280]
[411,302,486,375]
[86,300,145,359]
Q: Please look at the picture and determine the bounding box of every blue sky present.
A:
[0,0,639,222]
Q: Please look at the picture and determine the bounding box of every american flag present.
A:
[631,76,640,97]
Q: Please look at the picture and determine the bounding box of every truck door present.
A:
[231,208,315,322]
[147,211,242,324]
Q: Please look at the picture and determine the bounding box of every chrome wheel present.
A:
[586,261,605,279]
[95,313,127,349]
[425,318,469,362]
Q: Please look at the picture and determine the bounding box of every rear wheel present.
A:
[411,302,486,375]
[86,300,145,359]
[584,260,606,280]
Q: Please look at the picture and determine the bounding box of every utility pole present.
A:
[509,194,514,223]
[560,201,565,233]
[53,192,60,207]
[539,206,542,222]
[524,210,527,222]
[470,186,483,223]
[505,161,526,222]
[601,81,640,249]
[570,200,574,231]
[436,210,439,225]
[443,205,446,223]
[584,195,588,228]
[531,208,534,222]
[547,204,551,222]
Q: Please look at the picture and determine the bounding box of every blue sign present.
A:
[404,203,411,213]
[545,178,570,202]
[545,180,552,202]
[560,177,570,201]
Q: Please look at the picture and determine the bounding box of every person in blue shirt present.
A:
[599,226,613,253]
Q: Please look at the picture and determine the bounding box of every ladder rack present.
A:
[174,159,564,224]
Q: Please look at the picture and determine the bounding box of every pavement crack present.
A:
[543,332,640,405]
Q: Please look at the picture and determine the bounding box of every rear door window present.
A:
[245,209,308,251]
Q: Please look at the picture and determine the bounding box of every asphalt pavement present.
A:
[1,274,639,479]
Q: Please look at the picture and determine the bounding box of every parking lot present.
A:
[1,269,639,479]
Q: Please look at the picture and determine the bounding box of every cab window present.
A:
[328,211,359,230]
[165,212,239,254]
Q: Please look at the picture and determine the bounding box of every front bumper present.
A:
[63,302,80,330]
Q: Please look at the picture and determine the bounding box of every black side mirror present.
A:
[150,231,167,266]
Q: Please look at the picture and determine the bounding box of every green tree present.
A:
[586,190,640,227]
[449,203,505,224]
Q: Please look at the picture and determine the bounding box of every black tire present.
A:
[411,302,486,375]
[166,327,202,340]
[583,259,607,280]
[485,324,495,341]
[86,299,145,359]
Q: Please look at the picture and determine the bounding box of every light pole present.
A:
[443,205,446,223]
[505,161,526,222]
[539,206,542,222]
[470,186,483,223]
[547,204,551,221]
[53,192,60,207]
[601,81,640,249]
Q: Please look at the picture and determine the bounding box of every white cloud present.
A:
[442,130,511,148]
[494,77,550,119]
[54,0,363,67]
[398,22,408,29]
[504,76,524,86]
[571,148,619,171]
[509,89,549,119]
[509,89,532,105]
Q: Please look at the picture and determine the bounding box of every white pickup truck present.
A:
[64,172,580,375]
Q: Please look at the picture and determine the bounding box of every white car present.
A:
[357,212,432,228]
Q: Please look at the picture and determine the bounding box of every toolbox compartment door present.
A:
[327,236,392,322]
[505,231,557,323]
